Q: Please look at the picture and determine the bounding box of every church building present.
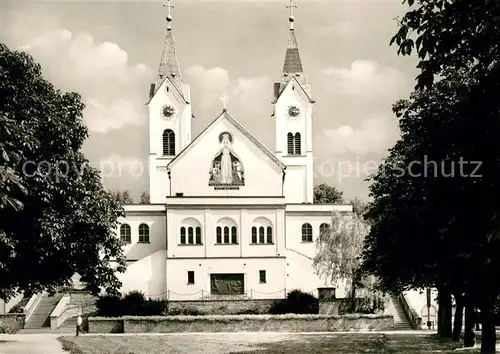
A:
[115,1,352,301]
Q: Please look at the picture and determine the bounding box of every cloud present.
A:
[322,60,407,100]
[6,12,152,133]
[185,65,271,113]
[322,115,399,156]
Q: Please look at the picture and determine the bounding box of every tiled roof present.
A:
[156,27,184,98]
[273,28,312,103]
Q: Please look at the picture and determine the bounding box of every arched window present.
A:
[251,217,273,244]
[180,226,186,244]
[120,224,131,243]
[216,226,222,244]
[231,226,237,244]
[287,133,294,155]
[301,223,313,242]
[215,218,238,244]
[266,226,273,244]
[195,227,202,245]
[258,226,265,244]
[180,218,203,245]
[188,227,194,244]
[294,133,301,155]
[162,129,175,156]
[319,223,330,237]
[138,223,149,243]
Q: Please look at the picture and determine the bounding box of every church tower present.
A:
[273,1,314,204]
[148,0,193,203]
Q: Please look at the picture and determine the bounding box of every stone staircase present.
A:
[24,293,64,329]
[388,296,414,330]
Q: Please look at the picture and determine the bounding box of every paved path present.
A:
[0,333,66,354]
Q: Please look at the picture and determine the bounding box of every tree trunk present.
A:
[438,287,453,338]
[452,293,464,341]
[350,276,357,312]
[480,302,496,354]
[463,301,476,348]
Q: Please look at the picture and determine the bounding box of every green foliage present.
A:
[96,294,122,317]
[269,290,319,315]
[110,190,134,204]
[96,290,167,317]
[139,191,150,204]
[313,184,343,204]
[0,43,126,301]
[390,0,500,90]
[314,211,369,290]
[8,296,29,314]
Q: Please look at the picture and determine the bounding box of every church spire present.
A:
[156,0,183,93]
[282,0,304,80]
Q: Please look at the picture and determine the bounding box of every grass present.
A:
[58,332,487,354]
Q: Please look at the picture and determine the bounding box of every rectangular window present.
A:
[187,271,195,284]
[223,227,230,244]
[188,227,194,244]
[259,270,266,283]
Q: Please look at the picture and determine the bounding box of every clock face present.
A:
[162,105,175,118]
[288,105,300,118]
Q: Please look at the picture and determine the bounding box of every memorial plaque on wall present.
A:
[210,274,244,295]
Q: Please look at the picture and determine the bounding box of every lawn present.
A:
[58,332,486,354]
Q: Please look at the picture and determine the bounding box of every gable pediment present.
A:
[167,111,285,197]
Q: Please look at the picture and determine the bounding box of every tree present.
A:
[313,183,343,204]
[0,43,126,301]
[370,1,500,351]
[314,210,371,308]
[111,190,134,204]
[0,112,27,211]
[362,67,500,350]
[139,191,150,204]
[350,197,368,218]
[391,0,500,90]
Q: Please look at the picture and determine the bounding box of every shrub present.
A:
[122,290,146,316]
[8,296,29,314]
[141,299,167,316]
[96,294,122,317]
[96,290,166,317]
[269,289,319,315]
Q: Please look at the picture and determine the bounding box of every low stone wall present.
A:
[88,317,123,333]
[88,314,394,333]
[0,314,26,333]
[167,299,274,315]
[319,298,376,315]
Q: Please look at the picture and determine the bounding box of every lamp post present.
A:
[426,288,432,329]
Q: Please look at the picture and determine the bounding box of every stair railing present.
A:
[24,292,45,324]
[397,293,422,330]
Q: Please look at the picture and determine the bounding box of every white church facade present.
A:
[115,4,352,301]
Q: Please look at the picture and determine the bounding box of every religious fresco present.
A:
[209,132,245,188]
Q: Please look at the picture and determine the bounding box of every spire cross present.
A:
[286,0,297,18]
[286,0,297,29]
[220,93,229,111]
[163,0,174,29]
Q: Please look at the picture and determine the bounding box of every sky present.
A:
[1,0,419,201]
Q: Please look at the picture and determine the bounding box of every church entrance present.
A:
[210,273,244,295]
